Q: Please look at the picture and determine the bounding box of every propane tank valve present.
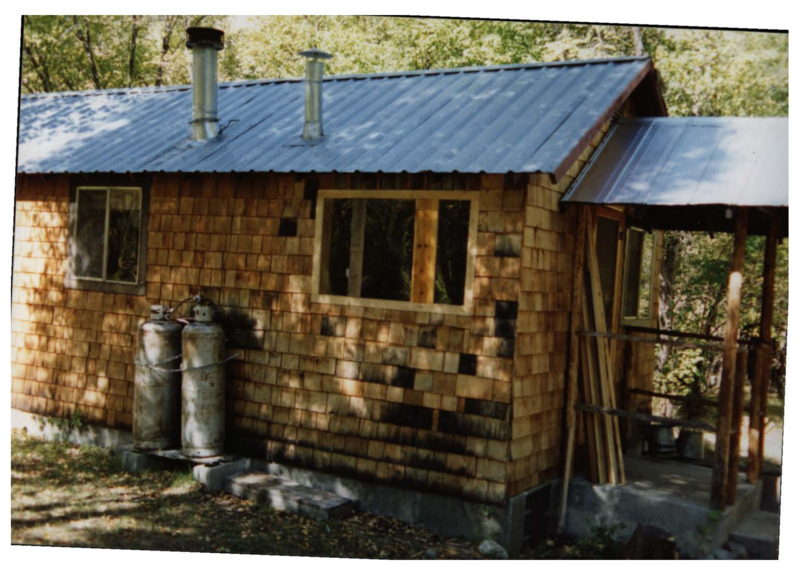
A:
[150,305,168,321]
[193,304,214,322]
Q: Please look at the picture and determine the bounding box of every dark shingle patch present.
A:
[417,327,438,349]
[278,218,297,237]
[384,403,433,430]
[464,398,510,420]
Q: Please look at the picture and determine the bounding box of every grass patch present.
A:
[12,430,627,559]
[11,431,487,558]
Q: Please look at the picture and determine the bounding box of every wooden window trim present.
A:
[620,226,659,326]
[595,207,626,336]
[312,189,479,315]
[66,175,150,296]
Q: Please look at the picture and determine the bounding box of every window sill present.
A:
[621,317,655,329]
[311,293,473,316]
[64,276,146,296]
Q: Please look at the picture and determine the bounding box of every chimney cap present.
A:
[299,48,333,60]
[186,27,224,50]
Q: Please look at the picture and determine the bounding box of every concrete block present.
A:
[121,450,165,473]
[226,470,355,520]
[193,458,248,492]
[728,510,780,559]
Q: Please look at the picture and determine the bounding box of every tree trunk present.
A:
[128,16,140,88]
[23,44,53,92]
[73,16,102,90]
[155,16,178,87]
[656,231,680,372]
[632,27,645,56]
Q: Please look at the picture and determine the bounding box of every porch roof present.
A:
[562,117,788,235]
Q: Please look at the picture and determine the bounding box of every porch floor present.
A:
[564,455,762,556]
[621,455,754,509]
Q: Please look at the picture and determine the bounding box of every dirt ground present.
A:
[11,430,629,559]
[13,409,782,561]
[10,431,495,559]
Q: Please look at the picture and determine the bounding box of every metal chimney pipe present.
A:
[300,49,333,140]
[186,27,224,141]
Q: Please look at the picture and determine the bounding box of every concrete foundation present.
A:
[728,510,780,559]
[248,458,538,554]
[12,408,132,452]
[563,455,762,557]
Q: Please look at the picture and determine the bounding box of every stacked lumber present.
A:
[579,213,625,485]
[557,207,625,533]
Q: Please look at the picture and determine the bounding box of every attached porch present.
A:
[556,117,788,557]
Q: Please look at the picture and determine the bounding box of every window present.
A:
[67,179,148,295]
[312,190,478,314]
[595,213,623,324]
[622,228,655,321]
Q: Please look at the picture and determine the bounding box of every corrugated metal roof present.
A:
[563,117,788,207]
[17,57,654,176]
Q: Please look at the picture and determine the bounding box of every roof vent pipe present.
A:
[300,49,333,140]
[186,27,224,141]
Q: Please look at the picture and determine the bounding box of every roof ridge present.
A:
[20,55,651,100]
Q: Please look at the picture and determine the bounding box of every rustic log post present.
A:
[711,209,748,510]
[622,338,636,446]
[747,219,778,482]
[727,348,748,505]
[558,205,588,533]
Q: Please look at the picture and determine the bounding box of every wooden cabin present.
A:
[15,28,737,551]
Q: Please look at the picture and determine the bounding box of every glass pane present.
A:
[322,198,352,296]
[623,230,644,318]
[105,189,141,283]
[434,200,470,305]
[360,199,415,301]
[596,217,620,322]
[638,233,655,318]
[74,189,107,279]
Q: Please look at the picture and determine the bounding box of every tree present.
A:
[20,17,788,123]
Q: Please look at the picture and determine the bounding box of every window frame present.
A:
[620,226,657,325]
[66,175,150,295]
[595,207,626,335]
[311,188,479,315]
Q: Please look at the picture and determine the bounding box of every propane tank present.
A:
[181,304,226,457]
[133,305,183,451]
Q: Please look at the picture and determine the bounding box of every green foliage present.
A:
[12,431,485,558]
[568,522,625,559]
[535,522,625,559]
[653,30,788,117]
[20,16,788,124]
[656,230,789,405]
[36,408,85,442]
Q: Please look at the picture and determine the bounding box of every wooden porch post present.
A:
[711,209,748,510]
[558,205,588,533]
[726,348,748,505]
[747,219,778,482]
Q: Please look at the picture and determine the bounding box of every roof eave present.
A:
[549,59,663,185]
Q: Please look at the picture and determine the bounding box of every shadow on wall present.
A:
[212,307,265,350]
